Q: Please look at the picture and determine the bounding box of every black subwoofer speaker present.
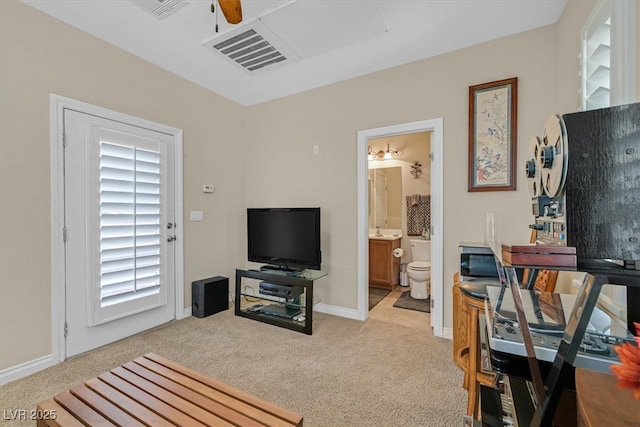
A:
[192,276,229,318]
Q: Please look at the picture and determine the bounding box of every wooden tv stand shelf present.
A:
[235,268,327,335]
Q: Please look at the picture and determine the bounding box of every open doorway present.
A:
[357,119,444,336]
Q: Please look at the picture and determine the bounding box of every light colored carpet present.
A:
[0,309,466,426]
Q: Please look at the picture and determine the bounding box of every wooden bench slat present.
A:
[70,384,146,427]
[141,353,302,427]
[122,361,265,427]
[54,391,115,427]
[135,356,296,427]
[37,399,85,427]
[134,358,279,424]
[84,377,175,427]
[98,371,208,427]
[110,366,236,427]
[145,353,301,420]
[37,353,303,427]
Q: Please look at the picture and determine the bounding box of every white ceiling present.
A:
[22,0,567,106]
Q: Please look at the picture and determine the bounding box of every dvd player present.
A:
[260,304,301,319]
[259,282,302,299]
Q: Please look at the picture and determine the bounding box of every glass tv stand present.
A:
[234,267,327,335]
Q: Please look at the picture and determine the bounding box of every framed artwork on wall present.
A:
[468,77,518,192]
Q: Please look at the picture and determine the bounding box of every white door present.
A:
[63,109,176,357]
[358,120,443,335]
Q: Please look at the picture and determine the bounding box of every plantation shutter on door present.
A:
[89,127,168,326]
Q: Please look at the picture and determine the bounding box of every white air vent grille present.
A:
[202,20,300,74]
[130,0,187,20]
[212,29,287,72]
[203,1,386,75]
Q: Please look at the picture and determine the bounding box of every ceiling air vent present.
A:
[202,20,300,74]
[130,0,187,20]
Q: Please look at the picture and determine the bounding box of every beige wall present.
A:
[1,0,628,371]
[244,25,559,313]
[0,1,245,370]
[369,132,432,198]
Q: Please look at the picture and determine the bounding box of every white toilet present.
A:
[407,239,431,300]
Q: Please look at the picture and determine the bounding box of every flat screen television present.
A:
[247,207,321,271]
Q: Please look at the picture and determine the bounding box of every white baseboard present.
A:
[2,308,195,386]
[441,327,453,340]
[0,354,53,386]
[313,302,361,320]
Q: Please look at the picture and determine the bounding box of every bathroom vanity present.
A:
[369,234,401,290]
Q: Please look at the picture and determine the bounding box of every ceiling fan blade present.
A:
[218,0,242,24]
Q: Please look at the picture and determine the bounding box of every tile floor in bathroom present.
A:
[368,286,431,332]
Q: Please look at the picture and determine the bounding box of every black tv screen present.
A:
[247,207,321,271]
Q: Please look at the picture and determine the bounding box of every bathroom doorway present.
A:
[357,119,444,336]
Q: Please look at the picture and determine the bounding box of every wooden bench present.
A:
[36,353,303,427]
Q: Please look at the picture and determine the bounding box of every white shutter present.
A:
[580,1,637,110]
[99,141,162,306]
[88,126,168,326]
[581,3,611,111]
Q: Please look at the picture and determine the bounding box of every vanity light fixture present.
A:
[367,143,398,161]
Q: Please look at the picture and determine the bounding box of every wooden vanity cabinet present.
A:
[369,239,400,290]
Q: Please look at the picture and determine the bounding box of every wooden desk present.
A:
[576,367,639,427]
[37,353,303,426]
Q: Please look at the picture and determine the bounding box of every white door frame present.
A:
[357,118,444,336]
[49,94,185,364]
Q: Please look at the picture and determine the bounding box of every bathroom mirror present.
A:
[368,167,402,229]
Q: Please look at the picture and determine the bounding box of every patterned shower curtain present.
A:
[406,194,431,236]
